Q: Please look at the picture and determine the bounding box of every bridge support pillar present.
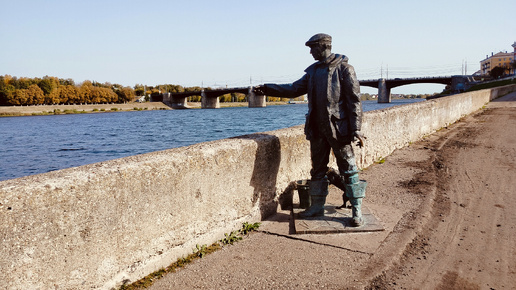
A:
[162,93,171,104]
[168,94,188,109]
[248,87,266,108]
[378,78,391,103]
[201,90,220,109]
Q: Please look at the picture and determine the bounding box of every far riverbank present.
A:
[0,101,290,117]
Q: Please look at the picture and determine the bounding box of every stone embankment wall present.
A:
[1,85,514,289]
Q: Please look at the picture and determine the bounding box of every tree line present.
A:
[0,75,298,106]
[0,75,135,106]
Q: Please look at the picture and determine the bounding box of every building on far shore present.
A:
[480,41,516,75]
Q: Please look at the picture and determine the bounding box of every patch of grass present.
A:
[219,231,242,245]
[61,109,88,114]
[466,78,516,92]
[0,112,24,117]
[31,111,51,116]
[195,244,208,258]
[241,222,261,235]
[119,222,260,289]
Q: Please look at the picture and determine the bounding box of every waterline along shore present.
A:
[0,102,170,116]
[0,102,291,117]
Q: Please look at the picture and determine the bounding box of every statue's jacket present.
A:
[264,53,362,142]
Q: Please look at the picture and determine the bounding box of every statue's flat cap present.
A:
[305,33,332,46]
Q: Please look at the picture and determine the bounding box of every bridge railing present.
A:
[359,76,453,83]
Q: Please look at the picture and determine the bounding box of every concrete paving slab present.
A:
[258,200,397,254]
[258,180,407,254]
[293,203,385,234]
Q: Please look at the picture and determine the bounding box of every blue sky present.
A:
[1,0,515,94]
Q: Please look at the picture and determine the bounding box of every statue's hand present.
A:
[353,131,366,147]
[253,85,266,95]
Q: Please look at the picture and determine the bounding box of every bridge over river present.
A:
[156,75,472,109]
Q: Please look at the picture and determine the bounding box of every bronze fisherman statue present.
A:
[254,33,366,226]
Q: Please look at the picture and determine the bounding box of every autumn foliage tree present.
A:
[26,84,45,105]
[116,87,135,103]
[0,75,138,106]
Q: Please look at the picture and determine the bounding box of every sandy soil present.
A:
[371,96,516,289]
[141,93,516,289]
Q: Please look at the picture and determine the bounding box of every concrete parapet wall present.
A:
[0,130,311,289]
[1,85,514,289]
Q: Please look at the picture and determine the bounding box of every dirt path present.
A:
[373,94,516,289]
[145,93,516,290]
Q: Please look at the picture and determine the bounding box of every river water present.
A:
[0,99,423,181]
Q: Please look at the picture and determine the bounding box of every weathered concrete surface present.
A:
[377,78,391,103]
[248,87,267,108]
[200,91,220,109]
[293,204,385,234]
[0,130,311,289]
[163,93,189,109]
[1,85,514,289]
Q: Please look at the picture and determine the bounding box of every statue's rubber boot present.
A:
[327,168,349,209]
[344,171,367,227]
[350,198,364,227]
[298,178,329,218]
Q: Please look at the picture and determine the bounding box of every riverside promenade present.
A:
[148,92,516,289]
[2,86,514,289]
